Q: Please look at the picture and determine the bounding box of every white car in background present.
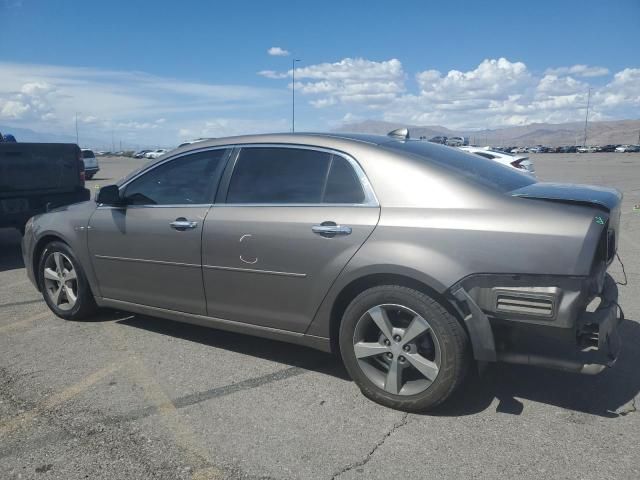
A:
[577,146,597,153]
[615,145,640,153]
[510,147,528,154]
[144,149,168,159]
[458,146,536,176]
[81,149,100,180]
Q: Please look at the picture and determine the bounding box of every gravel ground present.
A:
[1,152,639,480]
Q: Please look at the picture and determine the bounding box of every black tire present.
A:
[339,285,470,412]
[85,173,94,180]
[38,241,98,320]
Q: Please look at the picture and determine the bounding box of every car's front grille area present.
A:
[495,294,554,318]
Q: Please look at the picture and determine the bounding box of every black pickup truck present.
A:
[0,143,90,233]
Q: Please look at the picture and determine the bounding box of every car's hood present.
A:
[511,182,622,211]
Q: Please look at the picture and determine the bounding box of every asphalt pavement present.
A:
[1,152,639,480]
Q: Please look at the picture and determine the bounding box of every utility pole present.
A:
[292,58,301,133]
[75,112,79,145]
[583,87,592,147]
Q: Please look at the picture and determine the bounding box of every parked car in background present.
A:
[145,149,168,159]
[458,146,535,176]
[133,150,152,159]
[22,131,624,411]
[577,146,597,153]
[615,145,640,153]
[445,136,467,147]
[597,145,617,152]
[427,136,447,145]
[81,149,100,180]
[1,143,90,233]
[510,147,528,154]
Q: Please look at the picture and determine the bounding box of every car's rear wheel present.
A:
[339,285,470,412]
[38,241,98,320]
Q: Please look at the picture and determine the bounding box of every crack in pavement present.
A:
[330,412,409,480]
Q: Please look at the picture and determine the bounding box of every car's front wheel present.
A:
[339,285,470,412]
[38,241,98,320]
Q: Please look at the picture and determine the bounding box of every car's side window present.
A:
[323,155,365,204]
[227,147,331,204]
[124,149,227,205]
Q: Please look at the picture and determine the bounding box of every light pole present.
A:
[583,87,592,147]
[292,58,300,132]
[75,112,79,145]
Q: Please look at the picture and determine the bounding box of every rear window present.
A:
[82,150,95,159]
[383,141,535,192]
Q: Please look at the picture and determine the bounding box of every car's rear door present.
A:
[88,148,229,314]
[202,145,380,332]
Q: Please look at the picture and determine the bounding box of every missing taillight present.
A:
[510,159,525,169]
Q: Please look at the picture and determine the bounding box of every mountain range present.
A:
[3,119,640,148]
[334,119,640,147]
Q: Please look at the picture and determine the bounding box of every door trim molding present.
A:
[94,254,200,269]
[203,264,307,278]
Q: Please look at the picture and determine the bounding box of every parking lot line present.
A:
[0,361,123,437]
[102,322,225,479]
[0,310,50,334]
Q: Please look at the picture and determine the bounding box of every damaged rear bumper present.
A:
[450,272,624,375]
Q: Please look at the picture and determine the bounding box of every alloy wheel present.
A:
[352,304,441,396]
[43,252,78,311]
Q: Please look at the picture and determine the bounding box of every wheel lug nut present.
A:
[384,339,391,346]
[393,335,401,342]
[398,356,406,363]
[386,352,393,359]
[403,345,410,352]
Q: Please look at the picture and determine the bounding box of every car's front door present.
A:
[88,148,228,314]
[202,146,380,332]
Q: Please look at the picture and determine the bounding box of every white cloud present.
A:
[258,69,288,79]
[267,47,290,57]
[260,56,638,130]
[545,64,610,77]
[291,58,405,107]
[178,117,290,140]
[0,62,287,146]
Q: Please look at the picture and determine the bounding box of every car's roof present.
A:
[171,132,392,154]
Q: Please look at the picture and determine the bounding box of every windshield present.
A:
[382,140,535,192]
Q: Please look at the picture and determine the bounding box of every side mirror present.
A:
[96,184,124,205]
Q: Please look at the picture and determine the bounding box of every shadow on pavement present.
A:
[435,318,640,418]
[112,310,640,419]
[115,313,350,380]
[0,228,24,272]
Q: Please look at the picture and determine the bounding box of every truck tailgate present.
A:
[0,143,82,197]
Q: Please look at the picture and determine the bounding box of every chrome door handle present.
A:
[312,224,352,236]
[170,218,198,230]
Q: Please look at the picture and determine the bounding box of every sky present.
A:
[0,0,639,147]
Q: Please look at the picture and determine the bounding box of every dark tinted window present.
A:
[82,150,95,159]
[383,141,535,192]
[324,156,365,203]
[227,147,330,203]
[124,149,226,205]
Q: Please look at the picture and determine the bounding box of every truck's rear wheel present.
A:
[339,285,470,412]
[38,241,98,320]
